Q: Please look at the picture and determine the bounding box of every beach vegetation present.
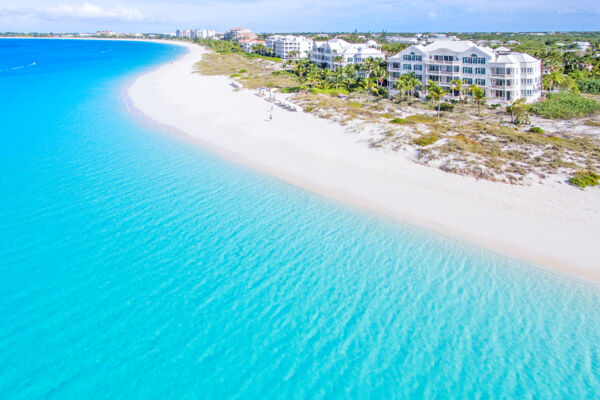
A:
[439,102,454,112]
[568,171,599,188]
[534,92,600,119]
[528,127,544,133]
[413,134,440,146]
[390,118,406,124]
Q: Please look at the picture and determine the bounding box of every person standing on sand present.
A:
[269,113,273,121]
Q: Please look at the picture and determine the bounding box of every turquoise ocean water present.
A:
[0,39,599,399]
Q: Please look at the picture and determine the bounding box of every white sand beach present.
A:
[128,42,600,282]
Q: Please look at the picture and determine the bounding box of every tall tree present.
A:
[427,81,446,118]
[469,84,486,115]
[451,78,464,102]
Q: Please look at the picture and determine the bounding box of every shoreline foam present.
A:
[127,41,600,283]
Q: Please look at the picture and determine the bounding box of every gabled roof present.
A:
[423,40,477,53]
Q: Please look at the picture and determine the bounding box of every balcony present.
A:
[428,60,459,65]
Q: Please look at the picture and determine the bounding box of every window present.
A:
[454,66,459,72]
[463,67,473,74]
[414,64,423,71]
[428,65,440,72]
[391,62,400,69]
[463,77,473,84]
[463,54,485,64]
[347,58,352,63]
[430,75,440,81]
[521,89,533,96]
[445,66,453,72]
[475,68,486,74]
[475,79,486,85]
[415,75,423,81]
[403,64,412,70]
[403,52,422,61]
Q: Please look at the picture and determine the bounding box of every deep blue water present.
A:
[0,39,599,399]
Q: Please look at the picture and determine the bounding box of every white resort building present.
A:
[240,39,265,53]
[387,40,542,103]
[310,39,385,69]
[265,35,314,59]
[224,27,258,42]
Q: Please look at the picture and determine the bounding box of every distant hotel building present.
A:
[176,29,216,39]
[310,39,385,69]
[240,39,266,53]
[224,28,258,42]
[265,35,314,59]
[388,40,542,103]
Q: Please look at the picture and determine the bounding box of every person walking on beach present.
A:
[269,113,273,121]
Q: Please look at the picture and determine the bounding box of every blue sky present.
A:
[0,0,599,33]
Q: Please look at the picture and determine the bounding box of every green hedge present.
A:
[576,78,600,94]
[534,92,600,119]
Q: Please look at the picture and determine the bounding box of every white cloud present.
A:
[0,2,144,22]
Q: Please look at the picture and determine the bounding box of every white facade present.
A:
[310,39,385,70]
[266,35,313,59]
[177,29,216,40]
[388,40,542,103]
[176,29,192,39]
[241,40,265,53]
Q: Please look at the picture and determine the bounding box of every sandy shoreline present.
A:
[127,41,600,283]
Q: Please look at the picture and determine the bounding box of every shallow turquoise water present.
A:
[0,39,599,399]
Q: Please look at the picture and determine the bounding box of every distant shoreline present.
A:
[125,40,600,283]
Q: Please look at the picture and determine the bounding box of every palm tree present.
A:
[306,67,321,89]
[405,73,421,98]
[427,81,446,118]
[469,84,486,115]
[252,43,268,56]
[544,70,565,91]
[361,77,378,100]
[451,78,464,102]
[505,97,526,124]
[393,76,409,101]
[333,55,344,69]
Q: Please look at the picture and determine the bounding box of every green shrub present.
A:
[405,114,438,124]
[576,78,600,94]
[309,87,349,96]
[390,118,406,124]
[528,126,544,133]
[584,120,600,127]
[229,73,241,78]
[568,171,599,188]
[413,134,440,146]
[282,86,304,93]
[439,102,454,112]
[238,69,248,73]
[534,92,600,119]
[348,102,362,109]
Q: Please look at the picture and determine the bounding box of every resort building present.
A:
[387,40,542,103]
[310,39,385,70]
[265,35,314,59]
[224,27,258,42]
[240,39,265,53]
